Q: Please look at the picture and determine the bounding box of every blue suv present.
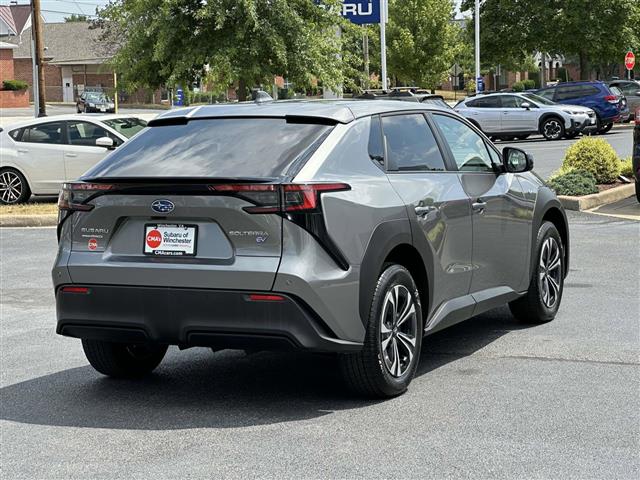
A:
[536,81,623,134]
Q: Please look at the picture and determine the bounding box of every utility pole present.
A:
[31,0,46,116]
[380,0,387,91]
[474,0,480,94]
[363,30,369,90]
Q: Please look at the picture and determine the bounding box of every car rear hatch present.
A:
[58,116,337,291]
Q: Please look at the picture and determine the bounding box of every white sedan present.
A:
[0,115,147,204]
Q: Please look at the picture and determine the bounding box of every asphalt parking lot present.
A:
[1,211,638,479]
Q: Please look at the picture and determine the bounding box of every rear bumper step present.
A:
[56,285,362,353]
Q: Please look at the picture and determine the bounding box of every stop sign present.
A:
[625,51,635,70]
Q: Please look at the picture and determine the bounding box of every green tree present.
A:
[386,0,459,90]
[461,0,640,80]
[95,0,347,101]
[64,13,89,22]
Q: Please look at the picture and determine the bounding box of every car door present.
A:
[431,113,532,301]
[378,113,474,322]
[64,120,121,180]
[499,95,538,132]
[13,121,67,193]
[462,95,502,133]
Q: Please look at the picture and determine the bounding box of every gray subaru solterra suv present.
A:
[53,100,569,398]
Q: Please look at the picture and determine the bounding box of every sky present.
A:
[2,0,465,24]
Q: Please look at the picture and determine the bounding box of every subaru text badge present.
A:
[151,199,175,214]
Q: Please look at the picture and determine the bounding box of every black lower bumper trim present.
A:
[56,285,361,353]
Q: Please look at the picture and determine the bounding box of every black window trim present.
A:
[429,111,503,175]
[377,110,455,174]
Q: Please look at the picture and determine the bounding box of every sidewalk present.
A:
[587,195,640,221]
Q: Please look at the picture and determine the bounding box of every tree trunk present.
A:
[579,52,588,81]
[238,78,247,102]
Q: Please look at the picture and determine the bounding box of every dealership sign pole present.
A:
[340,1,385,89]
[625,51,635,80]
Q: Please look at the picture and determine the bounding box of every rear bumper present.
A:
[56,285,362,353]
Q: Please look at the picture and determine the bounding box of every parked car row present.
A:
[0,115,147,204]
[454,91,597,141]
[634,106,640,202]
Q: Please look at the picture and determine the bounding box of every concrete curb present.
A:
[0,214,57,227]
[558,183,635,211]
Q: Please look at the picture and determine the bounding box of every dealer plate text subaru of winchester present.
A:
[53,101,569,398]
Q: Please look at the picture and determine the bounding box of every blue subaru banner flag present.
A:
[342,0,381,25]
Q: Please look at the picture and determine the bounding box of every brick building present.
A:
[1,21,114,103]
[0,41,28,107]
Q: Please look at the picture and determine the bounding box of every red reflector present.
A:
[61,286,90,294]
[247,294,285,302]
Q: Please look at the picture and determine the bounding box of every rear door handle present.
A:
[472,200,487,213]
[17,148,28,153]
[414,206,437,217]
[65,153,78,158]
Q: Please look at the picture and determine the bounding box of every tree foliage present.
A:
[386,0,459,89]
[64,14,89,22]
[461,0,640,78]
[95,0,347,99]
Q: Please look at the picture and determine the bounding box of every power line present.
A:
[41,9,97,17]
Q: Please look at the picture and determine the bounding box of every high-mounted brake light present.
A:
[209,183,350,214]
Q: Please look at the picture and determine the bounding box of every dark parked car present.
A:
[53,101,569,398]
[536,81,624,133]
[76,92,116,113]
[608,80,640,121]
[634,106,640,202]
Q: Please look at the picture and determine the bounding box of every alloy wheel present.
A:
[543,120,562,140]
[380,284,418,378]
[539,237,562,308]
[0,171,24,204]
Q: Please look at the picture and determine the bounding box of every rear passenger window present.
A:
[368,115,384,166]
[556,85,599,101]
[380,114,445,172]
[467,96,501,108]
[20,122,64,144]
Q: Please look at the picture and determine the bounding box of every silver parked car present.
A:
[53,101,569,398]
[455,92,597,141]
[0,115,147,204]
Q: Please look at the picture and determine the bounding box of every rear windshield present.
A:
[83,118,333,179]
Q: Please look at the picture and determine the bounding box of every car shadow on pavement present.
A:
[0,307,533,431]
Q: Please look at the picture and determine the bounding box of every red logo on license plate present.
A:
[146,230,162,248]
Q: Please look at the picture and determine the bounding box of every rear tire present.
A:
[82,339,168,378]
[509,222,564,324]
[635,180,640,203]
[340,265,423,398]
[0,168,31,205]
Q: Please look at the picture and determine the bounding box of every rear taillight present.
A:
[604,95,619,104]
[209,183,350,214]
[635,108,640,125]
[58,182,114,212]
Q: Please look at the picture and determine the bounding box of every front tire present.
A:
[340,265,423,398]
[509,222,564,324]
[82,339,168,378]
[0,168,31,205]
[541,118,565,140]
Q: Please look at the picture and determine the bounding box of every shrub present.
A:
[562,137,621,184]
[523,79,536,90]
[548,169,598,196]
[2,79,28,91]
[512,81,525,92]
[619,156,633,177]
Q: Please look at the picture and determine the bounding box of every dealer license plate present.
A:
[144,224,197,256]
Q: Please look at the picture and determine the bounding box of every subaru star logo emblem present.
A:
[151,199,175,214]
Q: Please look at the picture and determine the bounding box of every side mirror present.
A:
[95,136,115,149]
[502,147,533,173]
[521,102,531,110]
